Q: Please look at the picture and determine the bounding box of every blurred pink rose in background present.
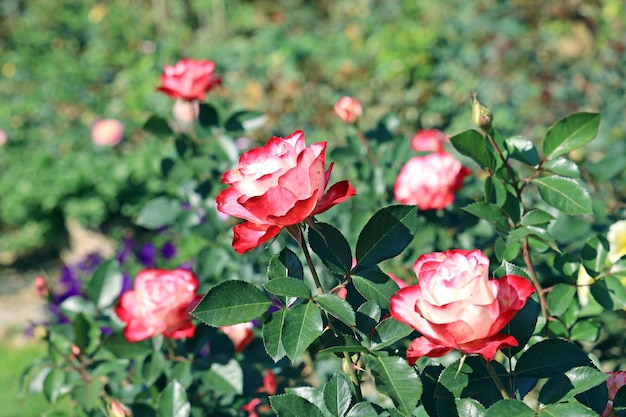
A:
[390,249,535,363]
[221,321,255,353]
[0,129,7,145]
[91,118,124,146]
[217,130,356,254]
[115,268,199,342]
[410,129,448,153]
[157,58,221,101]
[394,151,470,210]
[602,371,626,417]
[333,96,363,124]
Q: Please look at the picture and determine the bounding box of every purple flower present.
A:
[160,241,177,260]
[138,243,156,267]
[117,236,134,264]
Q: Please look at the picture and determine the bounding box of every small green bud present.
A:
[471,92,493,129]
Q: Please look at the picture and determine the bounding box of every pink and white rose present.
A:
[333,96,363,124]
[390,249,535,363]
[221,322,255,353]
[115,268,199,342]
[157,58,221,101]
[216,130,356,254]
[410,129,448,153]
[394,151,470,210]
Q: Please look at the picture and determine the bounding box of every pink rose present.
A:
[221,322,255,353]
[333,96,363,124]
[257,369,278,395]
[157,59,221,101]
[0,129,7,145]
[216,130,356,254]
[91,118,123,146]
[115,269,199,342]
[394,151,470,210]
[602,371,626,417]
[410,129,448,153]
[390,249,535,363]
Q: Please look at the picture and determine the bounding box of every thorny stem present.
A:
[343,352,364,402]
[286,224,324,295]
[482,357,510,400]
[485,130,549,329]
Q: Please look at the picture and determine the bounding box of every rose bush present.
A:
[394,151,470,210]
[390,249,535,363]
[156,58,221,101]
[216,129,356,254]
[115,268,199,342]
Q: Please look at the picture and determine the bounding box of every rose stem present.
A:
[485,130,549,330]
[481,357,510,400]
[286,224,324,295]
[355,127,378,165]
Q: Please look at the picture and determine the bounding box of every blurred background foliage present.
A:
[1,0,625,264]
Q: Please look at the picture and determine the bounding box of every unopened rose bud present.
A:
[34,275,49,298]
[334,96,363,124]
[91,118,124,146]
[109,400,133,417]
[172,99,200,130]
[470,92,493,129]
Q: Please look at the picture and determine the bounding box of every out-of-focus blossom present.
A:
[221,322,255,353]
[115,269,199,342]
[34,276,49,298]
[172,99,200,129]
[138,243,156,267]
[394,152,470,210]
[0,129,7,145]
[333,96,363,124]
[109,400,133,417]
[91,118,124,146]
[390,249,535,363]
[216,130,356,254]
[576,266,594,306]
[410,129,448,153]
[157,59,221,101]
[608,220,626,263]
[241,398,262,417]
[160,241,177,260]
[602,371,626,417]
[257,369,278,395]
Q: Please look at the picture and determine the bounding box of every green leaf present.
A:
[590,276,626,310]
[503,297,540,357]
[73,313,100,356]
[102,333,151,358]
[263,309,287,362]
[463,202,507,226]
[86,259,123,310]
[352,271,399,308]
[580,235,609,277]
[515,339,594,380]
[198,103,219,128]
[204,359,243,395]
[224,110,267,132]
[71,379,104,412]
[370,317,414,351]
[543,112,601,159]
[364,355,421,416]
[543,157,581,178]
[456,398,487,417]
[450,129,492,169]
[270,394,325,417]
[485,399,534,417]
[345,402,379,417]
[506,136,539,166]
[485,176,507,207]
[158,380,191,417]
[268,248,304,281]
[533,175,592,215]
[308,222,353,275]
[547,283,576,316]
[143,114,173,136]
[43,368,65,403]
[539,366,607,405]
[142,351,166,386]
[192,280,270,326]
[135,197,183,229]
[315,293,356,327]
[263,277,312,299]
[282,301,324,361]
[355,205,418,267]
[570,320,602,342]
[521,209,554,227]
[323,373,352,417]
[538,402,598,416]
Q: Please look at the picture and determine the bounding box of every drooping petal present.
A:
[406,337,454,364]
[312,181,357,215]
[457,333,519,361]
[232,222,283,254]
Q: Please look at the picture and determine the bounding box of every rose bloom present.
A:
[602,371,626,417]
[115,269,199,342]
[0,129,7,145]
[390,249,535,363]
[608,220,626,263]
[91,118,123,146]
[157,58,221,101]
[333,96,363,124]
[216,130,356,254]
[221,322,255,353]
[394,151,470,210]
[410,129,448,153]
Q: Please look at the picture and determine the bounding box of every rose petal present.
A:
[232,222,283,254]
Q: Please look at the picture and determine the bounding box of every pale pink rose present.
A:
[115,269,199,342]
[333,96,363,124]
[394,151,470,210]
[390,249,535,363]
[157,58,221,101]
[91,118,123,146]
[172,98,200,127]
[602,371,626,417]
[410,129,448,153]
[216,130,356,254]
[221,322,255,353]
[0,129,7,145]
